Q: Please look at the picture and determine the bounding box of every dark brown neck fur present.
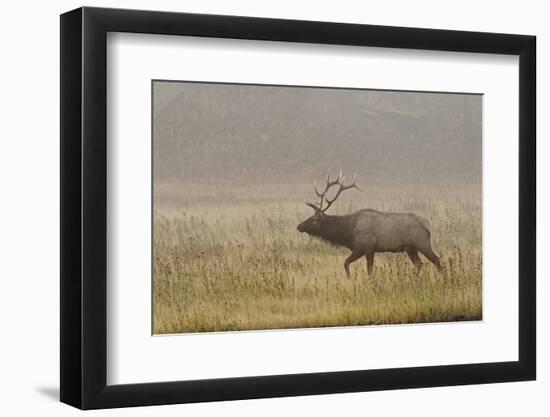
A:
[311,214,355,250]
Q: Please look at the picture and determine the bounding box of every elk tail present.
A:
[418,216,431,234]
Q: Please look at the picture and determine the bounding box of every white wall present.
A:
[0,0,545,415]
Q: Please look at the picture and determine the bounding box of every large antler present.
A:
[305,170,363,213]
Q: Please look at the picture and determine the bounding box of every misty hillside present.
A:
[153,81,481,186]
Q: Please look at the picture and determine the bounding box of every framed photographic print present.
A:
[60,6,536,409]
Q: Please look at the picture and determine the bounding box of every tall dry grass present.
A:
[153,182,481,334]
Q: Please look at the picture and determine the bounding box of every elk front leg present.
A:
[344,252,363,279]
[365,251,375,275]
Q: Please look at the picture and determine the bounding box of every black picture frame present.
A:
[60,6,536,410]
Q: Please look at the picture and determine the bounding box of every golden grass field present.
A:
[153,182,482,334]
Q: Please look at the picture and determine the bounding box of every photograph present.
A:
[54,4,538,411]
[152,81,483,334]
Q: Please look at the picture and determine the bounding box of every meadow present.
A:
[153,181,482,334]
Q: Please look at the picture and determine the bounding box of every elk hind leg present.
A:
[418,245,442,271]
[405,246,422,269]
[344,252,363,279]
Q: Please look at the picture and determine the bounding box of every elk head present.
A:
[297,170,363,234]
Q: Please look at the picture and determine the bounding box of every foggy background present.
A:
[153,81,481,188]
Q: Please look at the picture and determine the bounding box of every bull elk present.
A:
[297,170,442,277]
